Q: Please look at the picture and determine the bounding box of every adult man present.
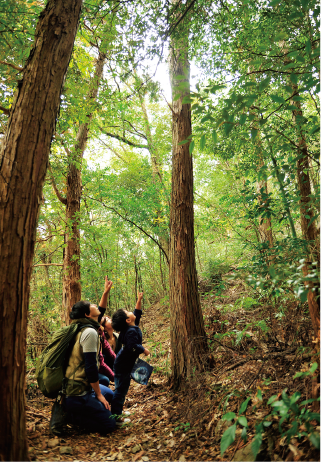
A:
[63,277,116,434]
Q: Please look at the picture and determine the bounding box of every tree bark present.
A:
[61,50,106,324]
[291,87,319,251]
[0,0,82,460]
[280,46,319,253]
[266,140,297,239]
[169,1,208,388]
[308,155,319,195]
[291,86,320,341]
[277,28,320,411]
[256,161,273,250]
[249,73,274,254]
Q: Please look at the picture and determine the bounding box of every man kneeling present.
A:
[63,278,116,434]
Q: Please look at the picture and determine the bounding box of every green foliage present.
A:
[220,423,236,455]
[220,399,250,456]
[220,390,320,456]
[0,0,43,132]
[174,422,191,432]
[293,362,318,380]
[204,259,229,288]
[234,296,259,310]
[3,0,315,377]
[190,0,320,305]
[214,317,270,347]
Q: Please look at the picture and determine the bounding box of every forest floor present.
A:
[26,279,320,462]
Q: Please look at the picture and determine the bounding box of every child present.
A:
[98,327,116,386]
[111,291,149,421]
[101,315,122,355]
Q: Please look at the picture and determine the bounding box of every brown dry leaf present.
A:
[28,432,40,440]
[132,450,145,461]
[41,440,47,450]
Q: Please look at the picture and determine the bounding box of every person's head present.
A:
[101,315,113,332]
[70,300,101,321]
[112,309,136,332]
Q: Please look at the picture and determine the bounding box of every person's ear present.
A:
[85,312,90,318]
[125,317,131,324]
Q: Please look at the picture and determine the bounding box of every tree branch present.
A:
[271,126,320,166]
[85,194,170,264]
[98,138,129,163]
[99,126,148,148]
[48,163,67,205]
[123,119,148,140]
[36,234,62,242]
[0,105,10,116]
[166,0,197,39]
[0,60,23,71]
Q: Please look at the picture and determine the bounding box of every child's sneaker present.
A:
[115,417,131,427]
[123,410,131,416]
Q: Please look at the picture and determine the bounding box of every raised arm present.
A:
[99,276,113,309]
[98,277,113,322]
[135,290,143,311]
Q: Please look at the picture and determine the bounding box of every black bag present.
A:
[50,394,66,436]
[131,358,153,385]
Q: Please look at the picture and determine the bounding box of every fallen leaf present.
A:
[133,450,145,461]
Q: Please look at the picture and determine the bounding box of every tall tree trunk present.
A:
[0,1,82,460]
[256,160,274,250]
[277,43,318,247]
[60,51,106,324]
[138,95,170,259]
[253,128,274,257]
[291,86,320,341]
[134,77,170,261]
[291,86,319,251]
[308,155,318,194]
[266,140,297,239]
[249,72,274,254]
[62,156,82,324]
[169,1,208,388]
[159,248,167,293]
[280,45,319,255]
[137,92,163,181]
[280,42,320,338]
[286,27,320,404]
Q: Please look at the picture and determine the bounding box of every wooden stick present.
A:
[26,406,50,420]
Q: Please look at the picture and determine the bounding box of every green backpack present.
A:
[36,323,87,398]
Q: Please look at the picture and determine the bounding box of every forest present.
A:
[0,0,319,461]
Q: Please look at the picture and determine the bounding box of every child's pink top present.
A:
[98,331,116,381]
